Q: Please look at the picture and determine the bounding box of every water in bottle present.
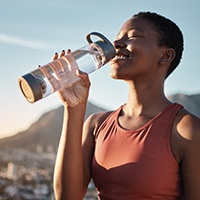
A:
[18,32,116,103]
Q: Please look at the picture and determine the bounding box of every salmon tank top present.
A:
[92,103,183,200]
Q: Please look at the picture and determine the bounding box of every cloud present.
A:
[0,33,50,50]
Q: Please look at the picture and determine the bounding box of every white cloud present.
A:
[0,33,50,50]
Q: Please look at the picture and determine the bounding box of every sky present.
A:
[0,0,200,139]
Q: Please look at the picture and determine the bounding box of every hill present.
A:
[168,93,200,117]
[0,101,106,151]
[0,93,200,152]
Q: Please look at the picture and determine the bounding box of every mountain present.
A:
[0,93,200,152]
[168,93,200,117]
[0,101,106,152]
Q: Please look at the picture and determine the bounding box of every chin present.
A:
[109,71,118,79]
[109,70,123,80]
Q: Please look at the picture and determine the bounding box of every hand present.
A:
[53,49,91,107]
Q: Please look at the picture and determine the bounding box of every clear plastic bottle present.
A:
[18,32,116,103]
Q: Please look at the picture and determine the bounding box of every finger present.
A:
[52,52,58,61]
[76,69,90,87]
[59,50,65,57]
[67,49,71,54]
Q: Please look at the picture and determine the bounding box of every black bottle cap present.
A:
[18,73,43,103]
[86,32,116,65]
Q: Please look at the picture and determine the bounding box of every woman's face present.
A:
[110,16,164,81]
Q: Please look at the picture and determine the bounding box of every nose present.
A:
[113,38,127,49]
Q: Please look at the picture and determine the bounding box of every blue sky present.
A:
[0,0,200,138]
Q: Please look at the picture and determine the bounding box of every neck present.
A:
[124,80,171,117]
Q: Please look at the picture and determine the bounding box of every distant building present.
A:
[47,145,54,153]
[7,162,17,180]
[36,145,43,153]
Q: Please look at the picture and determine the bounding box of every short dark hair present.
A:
[133,12,184,78]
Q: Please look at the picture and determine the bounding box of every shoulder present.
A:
[173,107,200,155]
[174,108,200,199]
[171,107,200,163]
[175,108,200,143]
[84,110,114,133]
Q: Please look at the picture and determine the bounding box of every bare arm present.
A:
[54,104,90,200]
[53,50,110,199]
[53,49,93,199]
[178,112,200,200]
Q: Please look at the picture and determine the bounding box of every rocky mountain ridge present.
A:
[0,102,106,151]
[1,93,200,151]
[168,93,200,117]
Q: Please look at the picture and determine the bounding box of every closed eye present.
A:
[128,35,142,40]
[127,28,143,39]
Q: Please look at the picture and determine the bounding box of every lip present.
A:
[111,52,131,63]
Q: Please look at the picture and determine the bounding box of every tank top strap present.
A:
[95,103,183,138]
[158,103,183,122]
[94,105,124,139]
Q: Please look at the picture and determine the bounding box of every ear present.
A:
[159,48,176,65]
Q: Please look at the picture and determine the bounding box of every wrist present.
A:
[63,102,87,113]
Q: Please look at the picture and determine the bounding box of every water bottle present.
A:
[18,32,116,103]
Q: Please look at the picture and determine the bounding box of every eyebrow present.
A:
[116,27,144,38]
[128,27,144,33]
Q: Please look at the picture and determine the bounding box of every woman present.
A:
[53,12,200,200]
